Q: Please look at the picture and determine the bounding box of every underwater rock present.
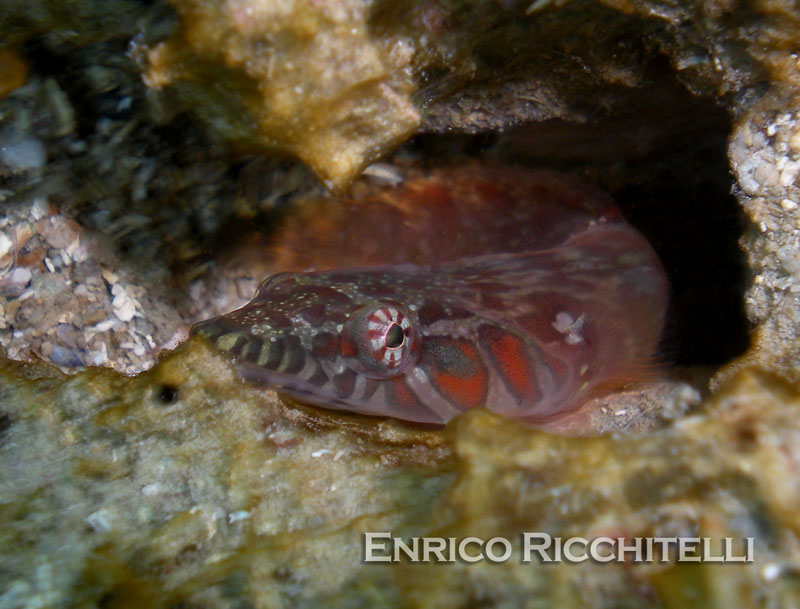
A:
[142,0,422,192]
[0,341,798,607]
[727,88,800,385]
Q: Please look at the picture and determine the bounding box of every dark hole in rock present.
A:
[409,79,748,369]
[614,122,750,367]
[397,2,753,370]
[157,384,179,404]
[166,0,750,378]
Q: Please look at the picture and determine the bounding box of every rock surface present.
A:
[0,342,798,608]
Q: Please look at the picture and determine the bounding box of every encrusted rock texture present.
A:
[2,344,799,608]
[1,0,800,607]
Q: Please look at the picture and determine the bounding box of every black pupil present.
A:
[385,323,404,349]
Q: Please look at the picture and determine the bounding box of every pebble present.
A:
[362,162,405,186]
[87,345,108,366]
[112,285,137,322]
[46,343,85,368]
[0,233,12,258]
[2,267,32,297]
[0,130,46,171]
[41,217,78,249]
[55,323,79,348]
[42,78,76,137]
[790,130,800,154]
[94,319,118,332]
[84,509,112,533]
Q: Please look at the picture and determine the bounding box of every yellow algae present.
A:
[144,0,420,192]
[0,48,28,99]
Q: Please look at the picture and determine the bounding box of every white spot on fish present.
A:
[552,312,585,345]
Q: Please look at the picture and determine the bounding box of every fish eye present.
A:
[340,304,420,379]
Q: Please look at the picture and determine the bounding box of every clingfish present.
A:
[192,165,668,430]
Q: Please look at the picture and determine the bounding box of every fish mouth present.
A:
[234,359,334,401]
[234,360,375,417]
[233,360,448,426]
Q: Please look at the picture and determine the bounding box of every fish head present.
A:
[191,270,460,424]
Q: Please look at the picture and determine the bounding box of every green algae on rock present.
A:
[1,338,799,608]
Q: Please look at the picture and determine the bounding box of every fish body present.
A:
[192,166,668,427]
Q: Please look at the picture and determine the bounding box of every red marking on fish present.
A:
[478,325,540,406]
[192,165,668,431]
[420,337,488,412]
